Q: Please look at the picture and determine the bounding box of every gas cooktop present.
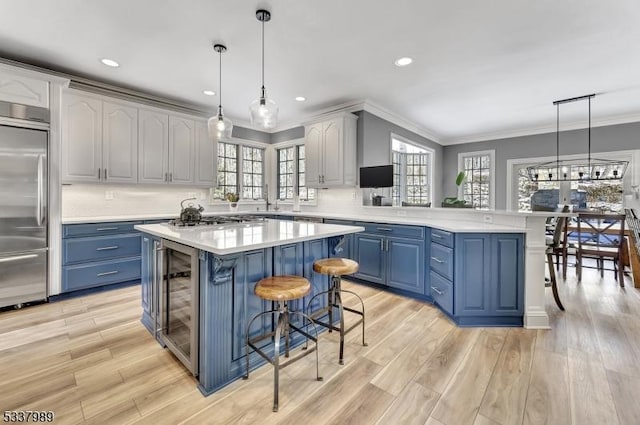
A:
[169,215,268,227]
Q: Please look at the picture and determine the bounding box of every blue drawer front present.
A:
[431,228,454,248]
[63,221,143,238]
[430,272,453,315]
[62,257,141,292]
[356,222,425,239]
[63,234,142,265]
[430,242,454,280]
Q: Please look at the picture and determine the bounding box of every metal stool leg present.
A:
[342,289,367,346]
[272,304,284,412]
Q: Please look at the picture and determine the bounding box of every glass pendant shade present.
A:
[249,93,278,130]
[208,109,233,141]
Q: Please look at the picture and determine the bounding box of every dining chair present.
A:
[576,212,626,286]
[546,214,567,310]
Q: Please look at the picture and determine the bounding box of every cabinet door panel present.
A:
[138,109,169,184]
[353,234,385,284]
[274,243,305,322]
[491,235,524,314]
[141,236,152,316]
[304,239,329,315]
[304,123,322,187]
[387,237,425,294]
[61,93,102,182]
[195,120,216,186]
[0,72,49,107]
[103,101,138,182]
[168,116,195,184]
[321,119,343,186]
[454,235,491,316]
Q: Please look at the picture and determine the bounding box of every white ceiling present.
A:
[1,0,640,144]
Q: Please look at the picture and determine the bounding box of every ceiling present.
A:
[1,0,640,144]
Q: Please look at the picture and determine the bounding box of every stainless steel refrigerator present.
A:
[0,120,48,308]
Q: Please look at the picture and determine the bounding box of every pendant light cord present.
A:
[219,48,223,110]
[588,96,591,170]
[556,103,559,180]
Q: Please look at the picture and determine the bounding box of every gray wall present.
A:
[232,125,271,143]
[271,127,305,143]
[442,121,640,209]
[356,111,444,203]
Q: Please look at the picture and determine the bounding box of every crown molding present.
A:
[361,100,442,144]
[444,112,640,145]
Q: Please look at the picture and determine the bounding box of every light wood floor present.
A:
[2,268,640,425]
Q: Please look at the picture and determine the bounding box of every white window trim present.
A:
[272,138,318,206]
[458,149,496,210]
[505,149,638,211]
[389,133,435,206]
[212,137,269,203]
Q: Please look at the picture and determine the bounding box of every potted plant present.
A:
[225,192,239,211]
[442,171,472,208]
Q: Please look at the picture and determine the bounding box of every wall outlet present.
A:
[352,190,357,200]
[483,215,493,223]
[105,191,114,200]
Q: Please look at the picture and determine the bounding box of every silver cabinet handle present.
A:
[0,253,38,263]
[431,256,444,264]
[96,227,119,231]
[432,233,443,239]
[97,270,119,277]
[431,286,444,295]
[169,172,173,182]
[318,174,321,183]
[380,239,384,251]
[98,168,102,180]
[96,246,119,251]
[385,239,389,251]
[164,172,168,182]
[36,154,44,226]
[104,168,108,180]
[377,227,392,232]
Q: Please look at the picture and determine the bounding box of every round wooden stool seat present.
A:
[255,275,311,301]
[313,258,359,276]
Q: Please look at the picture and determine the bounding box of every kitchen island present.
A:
[135,219,364,395]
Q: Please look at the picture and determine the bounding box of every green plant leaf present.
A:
[455,171,466,186]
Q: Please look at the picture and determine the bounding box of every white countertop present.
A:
[134,220,365,255]
[64,210,528,233]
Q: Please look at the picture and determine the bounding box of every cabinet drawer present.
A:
[431,228,454,248]
[430,272,453,315]
[62,257,141,292]
[63,221,143,238]
[356,222,425,239]
[324,219,354,226]
[430,242,454,280]
[63,234,142,265]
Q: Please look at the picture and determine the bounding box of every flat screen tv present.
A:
[359,165,393,188]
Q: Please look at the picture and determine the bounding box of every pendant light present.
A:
[208,43,233,141]
[249,9,278,130]
[526,94,628,182]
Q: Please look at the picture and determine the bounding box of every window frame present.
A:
[213,138,268,203]
[458,149,496,210]
[272,139,317,205]
[389,133,435,207]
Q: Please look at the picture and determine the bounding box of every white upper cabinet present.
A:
[0,70,49,108]
[168,115,195,184]
[61,92,102,182]
[194,120,216,186]
[138,108,169,184]
[304,112,357,188]
[102,101,138,183]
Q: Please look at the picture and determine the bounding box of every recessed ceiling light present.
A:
[100,58,120,68]
[203,90,216,96]
[394,57,413,67]
[295,96,306,102]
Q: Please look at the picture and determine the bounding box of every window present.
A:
[277,147,294,200]
[242,146,264,199]
[216,142,237,198]
[215,142,265,200]
[459,151,494,209]
[391,136,433,206]
[276,143,316,201]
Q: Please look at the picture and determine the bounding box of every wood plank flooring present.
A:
[1,268,640,425]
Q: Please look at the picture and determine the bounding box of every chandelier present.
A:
[526,94,628,182]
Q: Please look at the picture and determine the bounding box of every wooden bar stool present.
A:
[306,258,366,365]
[244,275,322,412]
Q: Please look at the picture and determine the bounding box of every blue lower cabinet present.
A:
[454,235,492,316]
[62,257,141,292]
[491,235,524,315]
[353,233,386,284]
[430,271,453,315]
[386,237,425,294]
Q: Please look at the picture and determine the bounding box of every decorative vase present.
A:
[229,202,238,212]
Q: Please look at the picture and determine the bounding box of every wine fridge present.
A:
[160,239,199,375]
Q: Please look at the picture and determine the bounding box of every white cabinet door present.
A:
[138,109,169,184]
[304,122,322,187]
[168,115,195,184]
[194,120,216,186]
[0,71,49,108]
[61,93,102,182]
[321,119,344,187]
[103,101,138,183]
